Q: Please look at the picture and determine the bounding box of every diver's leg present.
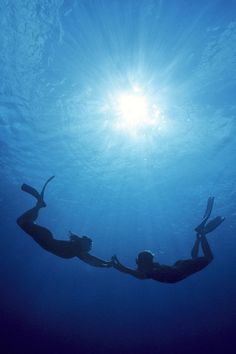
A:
[17,203,55,252]
[17,178,55,250]
[191,235,201,259]
[17,201,42,226]
[200,235,214,262]
[17,201,46,235]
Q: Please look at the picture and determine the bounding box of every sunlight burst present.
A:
[115,90,159,135]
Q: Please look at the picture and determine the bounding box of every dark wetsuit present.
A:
[149,258,211,283]
[17,202,112,267]
[112,235,213,283]
[18,220,86,259]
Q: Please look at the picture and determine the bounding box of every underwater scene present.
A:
[1,1,236,353]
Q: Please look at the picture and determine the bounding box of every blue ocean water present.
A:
[1,0,236,353]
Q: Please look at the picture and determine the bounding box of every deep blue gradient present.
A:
[1,1,236,353]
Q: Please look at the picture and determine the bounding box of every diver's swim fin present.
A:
[195,196,215,234]
[21,176,55,207]
[40,175,55,200]
[21,184,41,199]
[203,197,214,220]
[203,216,225,234]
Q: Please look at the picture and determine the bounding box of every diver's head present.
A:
[136,250,154,272]
[80,236,92,252]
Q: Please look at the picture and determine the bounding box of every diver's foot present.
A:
[194,223,205,235]
[36,198,47,208]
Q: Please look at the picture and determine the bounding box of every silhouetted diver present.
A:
[17,176,112,268]
[112,197,225,283]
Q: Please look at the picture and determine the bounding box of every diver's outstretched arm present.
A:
[111,255,146,279]
[78,253,113,268]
